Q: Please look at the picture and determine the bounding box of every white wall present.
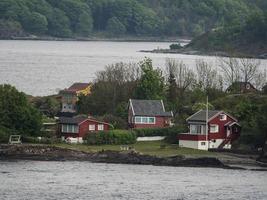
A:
[137,136,165,141]
[209,139,232,149]
[180,139,232,150]
[179,140,208,150]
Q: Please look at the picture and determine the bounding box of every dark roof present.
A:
[57,112,77,118]
[59,115,112,126]
[59,115,87,125]
[130,99,173,117]
[226,82,257,92]
[187,110,221,122]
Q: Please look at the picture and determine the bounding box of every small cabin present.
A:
[226,82,257,94]
[58,115,111,143]
[178,110,241,150]
[128,99,173,129]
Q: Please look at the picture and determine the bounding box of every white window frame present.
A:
[98,124,104,131]
[190,124,206,135]
[219,114,227,121]
[134,116,155,124]
[62,124,78,133]
[89,124,95,131]
[210,124,219,133]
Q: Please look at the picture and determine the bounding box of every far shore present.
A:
[140,48,267,60]
[0,35,191,43]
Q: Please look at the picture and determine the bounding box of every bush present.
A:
[170,43,182,50]
[0,126,14,143]
[22,136,61,144]
[133,126,187,144]
[84,130,136,145]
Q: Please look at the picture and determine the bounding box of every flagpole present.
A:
[206,96,209,150]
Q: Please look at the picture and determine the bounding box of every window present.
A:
[148,117,155,123]
[210,124,219,133]
[98,124,104,131]
[142,117,148,123]
[135,117,142,123]
[190,125,206,135]
[62,124,78,133]
[89,124,95,131]
[62,124,68,132]
[135,116,156,124]
[201,142,206,146]
[219,114,227,121]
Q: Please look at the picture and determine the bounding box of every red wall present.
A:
[178,113,239,141]
[208,114,235,139]
[133,116,170,129]
[60,119,109,139]
[178,134,207,141]
[79,120,109,138]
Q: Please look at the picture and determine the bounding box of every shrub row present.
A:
[133,126,187,144]
[84,130,136,145]
[22,136,62,144]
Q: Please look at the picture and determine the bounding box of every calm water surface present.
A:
[1,40,266,96]
[0,161,266,200]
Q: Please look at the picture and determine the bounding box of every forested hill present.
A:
[0,0,266,39]
[186,11,267,57]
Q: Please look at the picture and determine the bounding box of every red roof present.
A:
[67,83,90,92]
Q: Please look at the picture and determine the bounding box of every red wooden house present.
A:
[58,115,111,143]
[178,110,241,150]
[128,99,173,129]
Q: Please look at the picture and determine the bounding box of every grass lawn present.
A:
[54,141,215,157]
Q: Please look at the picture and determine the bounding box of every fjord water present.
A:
[1,40,266,96]
[0,161,266,200]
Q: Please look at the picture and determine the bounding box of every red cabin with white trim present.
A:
[59,115,111,142]
[178,110,241,150]
[128,99,173,129]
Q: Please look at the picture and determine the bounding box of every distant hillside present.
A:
[186,12,267,57]
[0,0,266,39]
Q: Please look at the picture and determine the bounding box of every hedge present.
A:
[0,126,19,143]
[84,130,136,145]
[133,126,187,144]
[22,136,61,144]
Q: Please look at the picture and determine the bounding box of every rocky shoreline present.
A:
[1,144,265,170]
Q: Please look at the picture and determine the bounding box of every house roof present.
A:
[59,115,88,125]
[60,83,90,95]
[68,83,90,91]
[187,110,221,122]
[226,81,257,92]
[59,115,112,126]
[130,99,173,117]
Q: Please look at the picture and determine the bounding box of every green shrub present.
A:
[0,126,14,143]
[84,130,136,145]
[170,43,182,50]
[133,126,187,144]
[22,136,61,144]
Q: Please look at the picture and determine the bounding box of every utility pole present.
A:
[206,96,209,150]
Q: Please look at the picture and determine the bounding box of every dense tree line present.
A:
[0,0,266,38]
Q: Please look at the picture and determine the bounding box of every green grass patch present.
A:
[54,141,214,157]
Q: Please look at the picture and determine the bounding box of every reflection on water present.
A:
[1,40,266,96]
[0,161,266,200]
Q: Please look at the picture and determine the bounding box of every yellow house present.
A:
[60,83,91,113]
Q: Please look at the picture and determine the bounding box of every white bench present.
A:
[9,135,22,144]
